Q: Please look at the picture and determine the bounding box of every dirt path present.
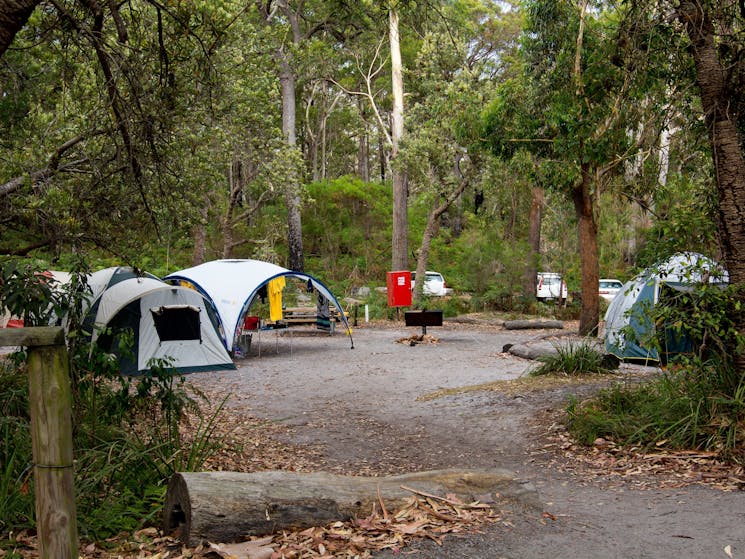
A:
[186,321,745,559]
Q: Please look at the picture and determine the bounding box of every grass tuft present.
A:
[530,341,615,377]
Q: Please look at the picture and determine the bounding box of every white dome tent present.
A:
[604,252,729,364]
[164,259,354,354]
[82,266,234,375]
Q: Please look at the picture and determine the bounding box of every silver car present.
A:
[599,279,623,301]
[411,271,448,296]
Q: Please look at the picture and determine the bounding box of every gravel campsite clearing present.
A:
[183,318,745,559]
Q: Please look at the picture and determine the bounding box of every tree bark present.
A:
[678,3,745,283]
[279,54,305,271]
[163,469,539,547]
[0,0,39,58]
[573,164,600,336]
[523,185,544,299]
[389,8,408,271]
[678,2,745,372]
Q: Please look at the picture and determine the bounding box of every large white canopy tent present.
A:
[164,259,354,353]
[82,267,235,374]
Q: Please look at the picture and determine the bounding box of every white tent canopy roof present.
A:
[164,259,352,351]
[92,276,168,342]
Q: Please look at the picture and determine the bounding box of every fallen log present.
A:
[503,319,563,330]
[163,469,540,546]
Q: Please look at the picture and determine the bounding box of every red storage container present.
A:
[387,271,412,307]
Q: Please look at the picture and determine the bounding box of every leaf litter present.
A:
[7,351,744,558]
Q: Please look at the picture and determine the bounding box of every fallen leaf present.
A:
[209,537,275,559]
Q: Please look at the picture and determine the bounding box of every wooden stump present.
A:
[163,469,540,546]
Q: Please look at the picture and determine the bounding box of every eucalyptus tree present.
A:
[670,1,745,370]
[251,0,366,272]
[1,1,202,258]
[401,0,518,302]
[485,1,666,335]
[671,3,745,278]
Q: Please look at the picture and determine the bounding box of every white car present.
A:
[411,271,448,296]
[599,279,623,301]
[536,272,567,301]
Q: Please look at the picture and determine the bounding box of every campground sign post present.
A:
[0,327,78,559]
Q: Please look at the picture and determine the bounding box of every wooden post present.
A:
[0,327,78,559]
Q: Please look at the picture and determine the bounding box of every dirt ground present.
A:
[185,318,745,559]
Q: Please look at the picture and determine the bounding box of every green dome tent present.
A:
[82,267,235,375]
[604,252,729,364]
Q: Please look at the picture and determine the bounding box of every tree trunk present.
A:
[413,179,469,304]
[389,8,408,271]
[357,98,370,181]
[522,185,544,299]
[451,153,464,237]
[163,469,539,547]
[678,3,745,283]
[678,2,745,371]
[279,55,304,271]
[413,215,439,302]
[192,195,209,265]
[379,130,387,181]
[573,164,599,336]
[0,0,39,58]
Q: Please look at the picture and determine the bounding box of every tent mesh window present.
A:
[151,306,202,342]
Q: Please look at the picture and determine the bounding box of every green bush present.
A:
[530,341,614,377]
[0,258,228,543]
[0,361,34,534]
[566,285,745,461]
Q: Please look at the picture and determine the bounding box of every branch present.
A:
[0,239,52,256]
[330,36,392,147]
[0,144,91,198]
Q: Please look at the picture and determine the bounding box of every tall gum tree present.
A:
[674,1,745,369]
[389,5,409,272]
[498,0,658,335]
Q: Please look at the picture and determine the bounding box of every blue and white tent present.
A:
[604,252,729,363]
[164,259,353,354]
[82,267,235,375]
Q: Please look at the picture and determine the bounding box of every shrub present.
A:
[566,284,745,462]
[530,341,615,377]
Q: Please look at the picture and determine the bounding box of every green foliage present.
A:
[567,285,745,461]
[0,258,229,540]
[530,342,614,377]
[634,177,719,270]
[303,177,392,288]
[0,362,34,533]
[0,260,63,327]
